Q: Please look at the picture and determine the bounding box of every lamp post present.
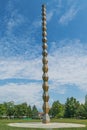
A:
[42,4,50,123]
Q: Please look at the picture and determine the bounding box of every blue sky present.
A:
[0,0,87,110]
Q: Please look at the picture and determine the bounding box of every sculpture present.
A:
[42,4,50,123]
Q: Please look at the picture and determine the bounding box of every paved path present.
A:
[8,122,86,128]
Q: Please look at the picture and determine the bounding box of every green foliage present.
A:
[50,100,64,118]
[0,102,38,119]
[64,97,80,118]
[0,104,7,116]
[1,95,87,120]
[14,103,28,117]
[4,101,15,117]
[50,97,86,119]
[85,94,87,105]
[84,95,87,118]
[76,104,86,118]
[32,105,38,119]
[27,105,32,118]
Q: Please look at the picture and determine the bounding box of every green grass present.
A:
[0,118,87,130]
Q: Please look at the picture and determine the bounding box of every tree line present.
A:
[0,95,87,119]
[0,102,38,119]
[49,95,87,119]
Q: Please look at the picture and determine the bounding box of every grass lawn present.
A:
[0,118,87,130]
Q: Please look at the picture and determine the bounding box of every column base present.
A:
[42,113,50,123]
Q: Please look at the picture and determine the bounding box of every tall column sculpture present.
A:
[42,4,50,123]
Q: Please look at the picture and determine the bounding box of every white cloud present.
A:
[44,0,62,22]
[4,0,26,35]
[46,0,80,25]
[0,39,87,106]
[42,0,81,25]
[59,5,79,25]
[0,28,41,58]
[47,11,54,22]
[0,83,42,108]
[0,58,42,80]
[32,20,41,28]
[0,39,87,92]
[0,0,86,107]
[49,55,87,88]
[4,0,41,39]
[6,11,25,34]
[48,39,87,92]
[1,0,42,60]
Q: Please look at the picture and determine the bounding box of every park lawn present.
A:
[0,118,87,130]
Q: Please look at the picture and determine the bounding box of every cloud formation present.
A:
[0,83,42,108]
[0,0,86,108]
[49,39,87,91]
[46,0,80,25]
[59,5,79,25]
[0,39,87,107]
[0,58,42,79]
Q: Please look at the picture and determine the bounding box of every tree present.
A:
[20,102,28,116]
[27,105,32,118]
[32,105,38,119]
[0,104,7,117]
[14,102,28,118]
[84,95,87,118]
[50,100,64,118]
[64,97,80,118]
[85,95,87,105]
[76,104,86,118]
[4,101,15,118]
